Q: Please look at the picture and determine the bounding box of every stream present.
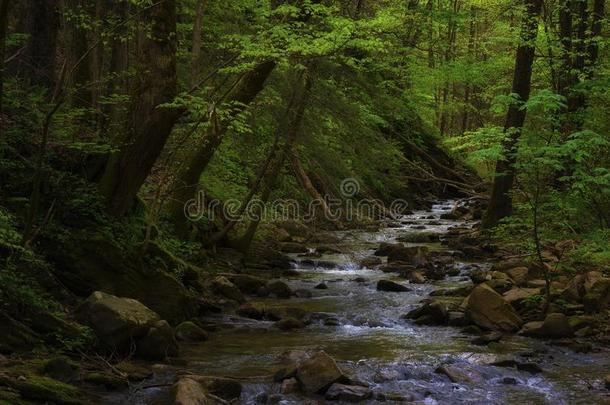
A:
[121,201,610,404]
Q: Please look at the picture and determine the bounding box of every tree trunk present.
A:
[482,0,542,228]
[206,127,282,246]
[237,71,313,253]
[25,0,59,89]
[90,0,105,124]
[461,6,477,134]
[0,0,9,115]
[587,0,605,72]
[191,0,207,87]
[62,0,91,108]
[166,60,276,236]
[290,150,336,223]
[103,0,130,140]
[100,0,179,217]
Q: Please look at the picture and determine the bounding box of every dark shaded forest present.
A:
[0,0,608,404]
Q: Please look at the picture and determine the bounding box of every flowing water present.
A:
[124,201,610,404]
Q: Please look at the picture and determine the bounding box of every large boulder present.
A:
[210,276,245,303]
[224,274,267,295]
[560,271,604,303]
[267,280,293,299]
[505,267,529,286]
[502,288,539,309]
[136,320,179,360]
[175,321,209,342]
[583,279,610,313]
[76,292,178,359]
[462,284,523,332]
[469,269,489,284]
[171,376,241,405]
[404,269,426,284]
[75,291,161,351]
[42,232,196,323]
[295,351,346,394]
[387,246,429,267]
[236,302,266,320]
[171,377,215,405]
[403,301,447,325]
[521,313,573,339]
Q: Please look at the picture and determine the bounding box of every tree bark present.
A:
[103,0,130,139]
[100,0,179,217]
[482,0,542,228]
[290,150,336,223]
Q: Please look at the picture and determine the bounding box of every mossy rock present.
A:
[175,321,209,342]
[83,372,128,390]
[41,231,196,323]
[0,373,88,405]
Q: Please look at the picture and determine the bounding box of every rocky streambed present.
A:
[108,201,609,404]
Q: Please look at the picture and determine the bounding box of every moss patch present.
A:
[0,373,87,405]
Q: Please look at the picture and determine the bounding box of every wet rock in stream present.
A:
[373,242,404,256]
[463,283,523,332]
[266,280,292,299]
[403,301,448,325]
[274,350,348,395]
[376,279,411,292]
[435,364,483,384]
[359,256,382,268]
[325,383,372,401]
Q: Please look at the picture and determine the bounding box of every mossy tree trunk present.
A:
[100,0,180,217]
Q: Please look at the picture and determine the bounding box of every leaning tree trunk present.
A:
[290,150,336,223]
[482,0,542,228]
[237,70,313,254]
[206,128,283,246]
[166,60,276,236]
[100,0,179,217]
